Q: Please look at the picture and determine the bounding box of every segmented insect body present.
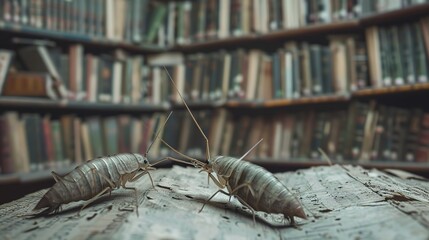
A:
[162,67,307,225]
[211,156,306,222]
[33,153,153,215]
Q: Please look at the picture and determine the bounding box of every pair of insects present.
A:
[33,67,307,225]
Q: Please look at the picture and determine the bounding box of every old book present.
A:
[299,110,315,158]
[415,113,429,162]
[22,114,45,171]
[205,0,218,39]
[161,111,183,156]
[87,117,104,157]
[3,112,29,172]
[246,117,264,159]
[246,50,261,100]
[354,37,370,88]
[230,0,242,36]
[391,108,411,161]
[379,27,394,86]
[271,51,282,98]
[403,109,423,162]
[152,113,168,157]
[351,102,372,161]
[41,115,55,168]
[221,115,235,156]
[218,0,230,38]
[360,101,377,162]
[310,44,323,95]
[370,105,387,161]
[60,115,75,164]
[399,24,417,84]
[102,117,119,155]
[98,56,114,102]
[2,72,57,99]
[145,2,167,43]
[18,45,67,98]
[330,38,348,94]
[310,112,328,159]
[272,117,284,159]
[0,114,14,174]
[117,115,131,154]
[112,60,124,104]
[411,22,429,83]
[73,117,83,164]
[221,52,232,100]
[365,27,383,88]
[421,16,429,59]
[130,117,143,153]
[284,42,301,98]
[0,49,13,93]
[389,26,405,85]
[300,42,312,96]
[131,56,143,104]
[68,44,84,100]
[85,54,99,102]
[209,109,228,157]
[51,119,67,167]
[140,115,154,155]
[80,121,92,160]
[345,36,357,91]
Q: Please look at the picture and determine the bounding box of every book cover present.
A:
[2,72,57,99]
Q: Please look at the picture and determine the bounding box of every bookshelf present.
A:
[1,0,429,203]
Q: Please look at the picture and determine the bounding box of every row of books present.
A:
[0,0,166,44]
[366,18,429,87]
[2,100,429,174]
[0,112,169,174]
[160,0,429,45]
[149,18,429,101]
[0,45,177,104]
[2,1,428,47]
[162,102,429,163]
[176,36,368,101]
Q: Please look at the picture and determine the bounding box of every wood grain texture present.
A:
[1,165,429,239]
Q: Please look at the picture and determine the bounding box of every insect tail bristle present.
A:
[33,196,50,210]
[294,206,307,220]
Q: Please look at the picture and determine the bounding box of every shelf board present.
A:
[360,3,429,26]
[172,20,359,52]
[353,83,429,96]
[261,20,360,41]
[263,95,350,108]
[0,164,76,185]
[173,35,258,52]
[0,97,169,113]
[0,21,165,54]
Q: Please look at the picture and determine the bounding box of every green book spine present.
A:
[145,3,167,43]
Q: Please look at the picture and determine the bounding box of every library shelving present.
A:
[2,0,429,204]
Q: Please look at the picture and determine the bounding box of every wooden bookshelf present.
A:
[0,164,76,185]
[2,0,429,200]
[353,83,429,97]
[360,2,429,26]
[0,97,169,114]
[171,3,429,53]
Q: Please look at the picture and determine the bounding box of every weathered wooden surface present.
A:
[1,164,429,239]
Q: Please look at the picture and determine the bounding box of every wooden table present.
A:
[1,164,429,239]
